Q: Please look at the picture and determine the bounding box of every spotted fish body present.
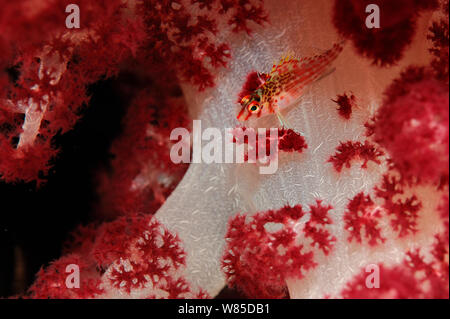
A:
[237,41,345,121]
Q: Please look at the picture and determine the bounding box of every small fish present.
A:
[237,41,345,124]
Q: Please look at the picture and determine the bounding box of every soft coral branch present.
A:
[374,173,422,238]
[333,0,439,65]
[344,192,385,246]
[29,213,206,299]
[0,0,268,184]
[372,67,449,186]
[328,140,384,172]
[222,201,336,298]
[331,92,356,120]
[341,248,449,299]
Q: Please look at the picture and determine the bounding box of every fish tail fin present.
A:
[314,67,336,83]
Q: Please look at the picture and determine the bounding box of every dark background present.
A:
[0,76,243,298]
[0,78,127,297]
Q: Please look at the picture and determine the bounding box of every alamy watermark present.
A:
[170,120,279,174]
[65,4,80,29]
[65,264,80,289]
[365,264,380,289]
[365,4,380,29]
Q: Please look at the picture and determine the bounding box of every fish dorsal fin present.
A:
[270,52,300,76]
[294,40,346,66]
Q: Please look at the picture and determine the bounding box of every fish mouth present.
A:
[236,115,248,122]
[237,108,249,121]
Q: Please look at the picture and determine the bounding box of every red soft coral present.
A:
[278,128,308,153]
[373,67,449,186]
[0,1,145,184]
[108,219,186,294]
[222,201,336,298]
[344,192,385,246]
[428,0,449,82]
[374,174,422,238]
[333,0,439,65]
[341,250,449,299]
[28,254,103,299]
[328,140,384,172]
[137,0,267,90]
[91,214,152,269]
[304,200,336,255]
[0,0,268,185]
[28,213,202,298]
[332,92,356,119]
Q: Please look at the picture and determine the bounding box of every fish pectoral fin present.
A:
[275,111,292,129]
[315,67,336,83]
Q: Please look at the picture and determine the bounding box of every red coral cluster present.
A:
[28,213,206,299]
[303,200,337,256]
[222,201,336,298]
[0,0,268,185]
[328,140,384,172]
[0,0,147,185]
[108,219,186,294]
[2,0,448,300]
[28,254,103,299]
[344,192,385,246]
[138,0,267,90]
[278,128,308,153]
[428,0,449,82]
[344,174,425,245]
[341,249,448,298]
[374,174,421,237]
[332,92,356,119]
[372,67,449,186]
[333,0,438,65]
[431,195,450,280]
[1,0,270,300]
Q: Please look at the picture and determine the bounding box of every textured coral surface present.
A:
[0,0,448,299]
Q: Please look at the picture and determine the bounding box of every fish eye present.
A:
[247,101,260,113]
